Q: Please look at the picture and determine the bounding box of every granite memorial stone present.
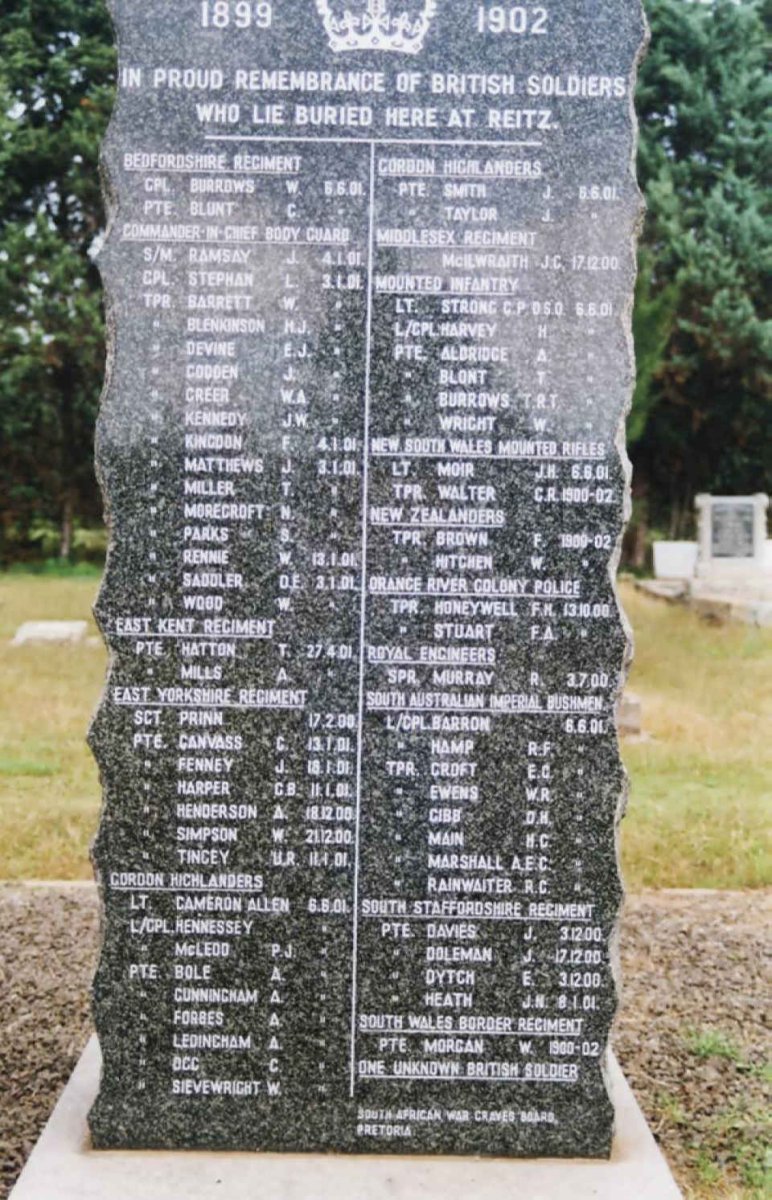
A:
[90,0,646,1157]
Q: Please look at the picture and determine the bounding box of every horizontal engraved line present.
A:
[372,244,533,252]
[366,705,539,713]
[112,700,305,710]
[371,452,605,461]
[370,705,486,711]
[375,289,530,296]
[368,659,481,666]
[122,168,299,175]
[121,238,339,247]
[110,885,267,893]
[358,1029,573,1038]
[108,633,270,640]
[204,135,543,148]
[369,522,504,528]
[359,1075,575,1084]
[368,592,552,599]
[378,172,538,180]
[359,914,592,923]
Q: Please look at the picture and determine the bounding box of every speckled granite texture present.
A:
[90,0,646,1155]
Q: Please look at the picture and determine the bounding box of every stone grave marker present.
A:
[90,0,646,1157]
[696,494,769,574]
[12,621,88,646]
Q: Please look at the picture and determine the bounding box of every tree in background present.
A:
[0,0,768,563]
[630,0,771,551]
[0,0,114,562]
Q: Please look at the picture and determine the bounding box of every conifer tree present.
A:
[0,0,114,560]
[631,0,771,539]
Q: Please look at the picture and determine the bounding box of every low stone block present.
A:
[11,621,88,646]
[653,541,698,580]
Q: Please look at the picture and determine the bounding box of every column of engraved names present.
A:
[351,135,620,1099]
[96,139,373,1106]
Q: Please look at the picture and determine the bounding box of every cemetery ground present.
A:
[0,571,770,1198]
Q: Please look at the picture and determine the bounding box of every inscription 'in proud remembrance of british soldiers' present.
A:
[90,0,645,1156]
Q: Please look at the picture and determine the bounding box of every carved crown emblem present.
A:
[315,0,437,53]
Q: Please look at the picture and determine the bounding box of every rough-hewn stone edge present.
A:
[606,0,650,1126]
[86,0,123,1139]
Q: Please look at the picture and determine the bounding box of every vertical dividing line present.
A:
[349,140,376,1099]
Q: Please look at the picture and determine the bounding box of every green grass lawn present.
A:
[0,572,105,879]
[621,582,772,890]
[0,572,770,886]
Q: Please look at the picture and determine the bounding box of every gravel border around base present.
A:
[1,885,99,1195]
[1,885,769,1198]
[617,890,770,1196]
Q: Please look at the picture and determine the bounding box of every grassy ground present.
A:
[666,1032,771,1200]
[0,572,105,879]
[679,1025,770,1200]
[0,572,770,886]
[621,581,772,889]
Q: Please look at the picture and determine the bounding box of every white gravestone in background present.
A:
[695,494,769,580]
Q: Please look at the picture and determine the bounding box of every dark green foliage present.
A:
[0,0,115,562]
[631,0,771,539]
[0,0,768,561]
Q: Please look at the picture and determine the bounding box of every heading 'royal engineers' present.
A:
[90,0,645,1156]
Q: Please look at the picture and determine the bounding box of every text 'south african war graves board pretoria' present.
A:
[90,0,646,1156]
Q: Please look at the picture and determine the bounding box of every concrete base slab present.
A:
[634,579,688,604]
[689,581,772,626]
[633,577,772,626]
[10,1038,682,1200]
